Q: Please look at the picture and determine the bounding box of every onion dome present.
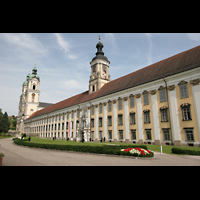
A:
[92,36,109,62]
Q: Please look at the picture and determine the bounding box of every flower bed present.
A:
[121,147,152,156]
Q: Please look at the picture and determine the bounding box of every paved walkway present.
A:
[0,137,200,166]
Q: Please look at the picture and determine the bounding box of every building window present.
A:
[92,106,94,115]
[91,118,94,127]
[108,101,112,112]
[71,121,73,129]
[99,117,102,127]
[118,98,122,110]
[91,131,94,140]
[66,122,68,129]
[130,112,136,124]
[179,84,188,98]
[99,104,102,113]
[77,110,80,117]
[108,116,112,126]
[119,130,123,140]
[185,129,194,141]
[163,129,170,140]
[131,129,136,140]
[71,111,74,119]
[33,85,36,90]
[159,89,166,102]
[108,130,112,139]
[92,85,95,92]
[62,123,64,130]
[182,108,192,120]
[160,108,168,122]
[144,110,150,123]
[146,129,152,140]
[130,96,134,107]
[143,93,149,105]
[99,131,102,140]
[118,114,123,125]
[181,103,192,121]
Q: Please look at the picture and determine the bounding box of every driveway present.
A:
[0,137,200,166]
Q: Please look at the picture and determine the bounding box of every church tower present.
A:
[24,65,40,119]
[89,37,111,94]
[17,65,40,133]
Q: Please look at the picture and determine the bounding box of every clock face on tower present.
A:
[102,70,106,79]
[93,70,96,79]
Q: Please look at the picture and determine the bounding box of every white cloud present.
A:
[63,79,87,91]
[105,33,118,49]
[187,33,200,41]
[54,33,77,59]
[0,33,47,55]
[145,33,153,65]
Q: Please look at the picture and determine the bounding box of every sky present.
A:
[0,33,200,116]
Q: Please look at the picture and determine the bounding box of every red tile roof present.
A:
[27,45,200,120]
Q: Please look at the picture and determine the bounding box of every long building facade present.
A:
[23,39,200,146]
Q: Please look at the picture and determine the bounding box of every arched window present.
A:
[33,85,36,90]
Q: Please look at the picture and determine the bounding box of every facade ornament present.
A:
[160,106,168,110]
[150,89,157,95]
[167,84,175,91]
[112,100,117,104]
[178,80,188,85]
[158,86,165,90]
[123,97,128,101]
[135,93,141,98]
[190,78,200,86]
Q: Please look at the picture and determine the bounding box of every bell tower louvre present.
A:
[89,36,111,94]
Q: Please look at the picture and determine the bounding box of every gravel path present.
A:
[0,138,200,166]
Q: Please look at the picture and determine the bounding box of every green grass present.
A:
[24,137,106,146]
[14,137,153,157]
[21,137,200,155]
[103,142,200,155]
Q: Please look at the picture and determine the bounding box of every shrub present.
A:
[171,147,200,155]
[13,138,153,157]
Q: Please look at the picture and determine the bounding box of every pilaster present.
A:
[136,94,143,142]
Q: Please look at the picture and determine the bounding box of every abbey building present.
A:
[20,38,200,146]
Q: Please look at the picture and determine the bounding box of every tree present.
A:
[1,112,9,133]
[0,109,3,132]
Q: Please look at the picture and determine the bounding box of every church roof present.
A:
[27,45,200,120]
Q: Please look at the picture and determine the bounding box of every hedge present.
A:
[13,138,154,157]
[171,147,200,156]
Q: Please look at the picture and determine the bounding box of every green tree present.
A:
[0,109,3,132]
[1,112,9,133]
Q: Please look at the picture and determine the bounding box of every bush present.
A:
[171,147,200,155]
[13,138,154,157]
[22,133,26,137]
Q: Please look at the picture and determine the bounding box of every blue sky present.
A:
[0,33,200,116]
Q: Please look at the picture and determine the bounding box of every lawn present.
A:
[24,137,106,146]
[22,137,200,155]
